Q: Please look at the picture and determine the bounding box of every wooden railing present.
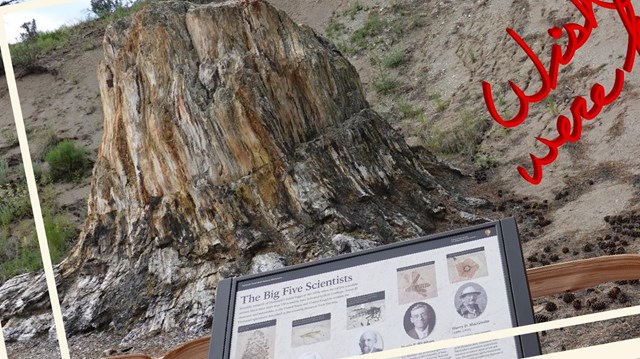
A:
[107,254,640,359]
[527,254,640,298]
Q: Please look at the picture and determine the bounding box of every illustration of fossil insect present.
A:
[404,272,431,296]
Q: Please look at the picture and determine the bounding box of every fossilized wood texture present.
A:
[1,0,463,340]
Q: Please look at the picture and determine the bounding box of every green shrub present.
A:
[0,184,31,235]
[397,99,422,119]
[0,235,41,281]
[350,11,387,48]
[44,212,75,264]
[363,12,386,35]
[44,140,90,181]
[10,23,70,74]
[345,1,364,19]
[373,73,397,93]
[91,0,125,17]
[0,159,8,185]
[372,48,406,69]
[431,93,446,112]
[325,19,346,39]
[424,110,490,156]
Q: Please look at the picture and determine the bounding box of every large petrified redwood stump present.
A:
[0,0,473,341]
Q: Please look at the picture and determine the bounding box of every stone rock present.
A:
[0,0,470,341]
[250,253,287,274]
[331,234,377,254]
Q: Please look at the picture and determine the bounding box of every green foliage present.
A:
[468,49,476,63]
[100,0,193,23]
[431,93,446,112]
[373,73,397,93]
[19,19,38,42]
[372,47,406,69]
[0,185,77,282]
[36,126,60,160]
[337,42,356,55]
[91,0,125,17]
[0,159,8,186]
[0,234,41,281]
[325,19,346,39]
[424,109,490,157]
[362,12,386,35]
[345,1,364,20]
[1,129,19,147]
[0,184,31,236]
[43,212,75,264]
[397,99,423,119]
[546,95,558,116]
[475,154,497,170]
[44,140,90,182]
[350,11,387,48]
[10,23,70,73]
[407,14,426,29]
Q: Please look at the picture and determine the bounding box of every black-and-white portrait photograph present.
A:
[454,282,488,319]
[355,330,384,354]
[403,302,436,340]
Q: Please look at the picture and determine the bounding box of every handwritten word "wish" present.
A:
[482,0,640,185]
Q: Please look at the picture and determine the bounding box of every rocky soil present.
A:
[2,0,640,358]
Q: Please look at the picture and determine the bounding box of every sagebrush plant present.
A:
[43,211,75,264]
[424,109,490,157]
[397,99,422,119]
[345,1,364,20]
[373,73,397,94]
[325,19,346,39]
[350,11,387,49]
[0,159,8,185]
[44,140,90,182]
[0,185,77,282]
[0,184,31,236]
[371,47,406,69]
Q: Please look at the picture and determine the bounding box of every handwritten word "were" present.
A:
[482,0,640,185]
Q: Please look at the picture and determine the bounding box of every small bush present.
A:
[0,235,41,281]
[350,11,387,48]
[372,48,406,69]
[475,154,497,170]
[362,12,386,35]
[0,159,8,185]
[10,23,70,74]
[0,184,31,235]
[44,140,90,182]
[373,73,397,93]
[325,20,346,39]
[337,42,356,56]
[424,109,490,156]
[44,212,75,264]
[91,0,125,17]
[431,93,446,112]
[345,1,364,19]
[397,99,422,119]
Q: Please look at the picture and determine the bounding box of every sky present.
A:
[2,0,93,43]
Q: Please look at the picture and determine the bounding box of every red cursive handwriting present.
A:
[482,0,640,185]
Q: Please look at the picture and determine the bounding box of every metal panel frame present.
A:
[209,218,541,358]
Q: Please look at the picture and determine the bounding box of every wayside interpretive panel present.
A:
[210,218,540,359]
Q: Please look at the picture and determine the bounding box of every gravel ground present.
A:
[5,329,210,359]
